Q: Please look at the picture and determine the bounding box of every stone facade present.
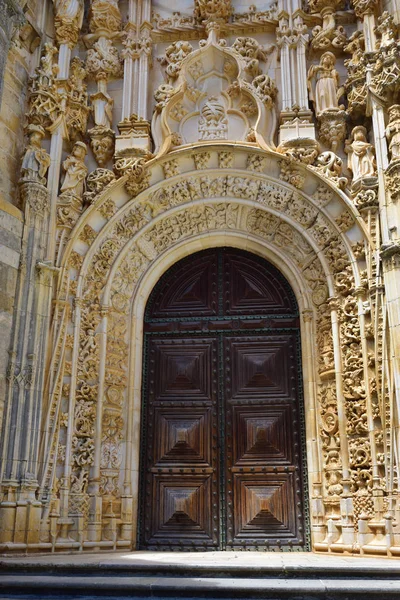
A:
[0,0,399,557]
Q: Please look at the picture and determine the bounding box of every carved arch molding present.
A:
[38,145,387,554]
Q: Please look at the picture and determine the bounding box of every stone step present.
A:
[1,574,400,600]
[1,552,400,599]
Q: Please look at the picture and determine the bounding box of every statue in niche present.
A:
[307,52,342,116]
[199,96,228,140]
[20,125,51,185]
[345,126,376,181]
[59,141,88,199]
[386,104,400,161]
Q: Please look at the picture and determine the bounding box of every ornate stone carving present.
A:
[370,12,400,104]
[311,151,347,189]
[309,0,347,52]
[194,0,232,24]
[59,142,88,201]
[354,189,378,211]
[83,169,116,204]
[53,0,84,48]
[199,96,228,140]
[385,163,400,204]
[114,155,150,196]
[251,73,278,108]
[193,152,211,170]
[277,138,320,165]
[307,52,343,117]
[152,25,278,154]
[351,0,379,17]
[89,0,121,35]
[344,32,367,119]
[86,37,122,81]
[88,125,115,167]
[27,43,60,128]
[20,125,51,185]
[386,105,400,162]
[161,41,193,82]
[231,37,273,77]
[345,126,376,187]
[279,159,305,189]
[66,57,90,142]
[219,151,234,168]
[19,182,49,216]
[318,110,347,153]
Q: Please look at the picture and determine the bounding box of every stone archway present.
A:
[24,145,390,556]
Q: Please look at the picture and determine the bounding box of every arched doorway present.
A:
[138,248,309,551]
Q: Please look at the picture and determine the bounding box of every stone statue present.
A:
[307,52,341,116]
[386,104,400,161]
[59,142,88,199]
[345,126,376,181]
[20,125,51,185]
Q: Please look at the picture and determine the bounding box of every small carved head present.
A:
[72,141,87,160]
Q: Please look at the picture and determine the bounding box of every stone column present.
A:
[0,181,51,547]
[276,0,316,147]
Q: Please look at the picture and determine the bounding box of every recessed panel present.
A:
[153,407,212,466]
[228,473,303,546]
[147,252,218,318]
[149,338,216,402]
[145,475,216,547]
[223,250,297,315]
[232,404,294,465]
[225,336,294,400]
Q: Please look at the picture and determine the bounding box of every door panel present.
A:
[224,334,305,550]
[142,336,219,550]
[225,336,294,400]
[140,248,308,551]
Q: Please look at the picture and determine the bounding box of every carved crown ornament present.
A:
[152,27,278,158]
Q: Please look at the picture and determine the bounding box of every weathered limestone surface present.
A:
[0,0,399,560]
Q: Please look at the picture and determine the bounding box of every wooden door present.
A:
[139,248,308,551]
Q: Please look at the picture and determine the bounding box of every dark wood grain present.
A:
[140,248,306,551]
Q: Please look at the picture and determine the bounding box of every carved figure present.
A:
[20,125,51,185]
[60,142,88,199]
[386,105,400,161]
[345,126,376,181]
[307,52,341,116]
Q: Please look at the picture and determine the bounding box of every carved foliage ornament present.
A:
[53,0,84,48]
[89,0,122,35]
[194,0,232,23]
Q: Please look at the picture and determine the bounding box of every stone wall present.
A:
[0,0,45,432]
